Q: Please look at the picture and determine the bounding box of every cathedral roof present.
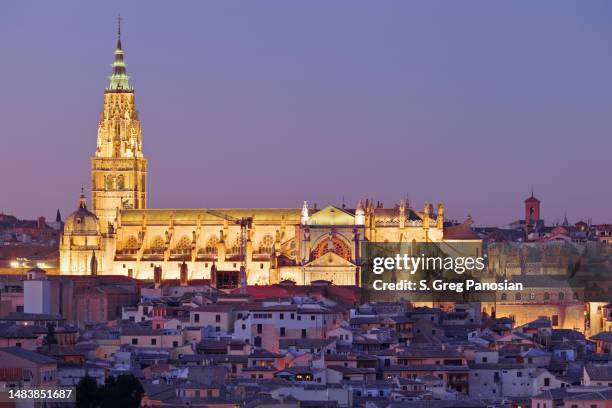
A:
[119,208,301,225]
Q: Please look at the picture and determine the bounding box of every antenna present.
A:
[117,15,122,39]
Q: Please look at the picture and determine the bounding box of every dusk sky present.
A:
[1,1,612,226]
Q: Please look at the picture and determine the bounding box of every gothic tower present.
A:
[91,21,147,233]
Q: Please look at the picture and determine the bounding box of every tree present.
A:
[99,374,144,408]
[43,323,58,346]
[76,375,100,408]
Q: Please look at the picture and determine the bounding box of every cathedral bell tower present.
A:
[91,20,147,233]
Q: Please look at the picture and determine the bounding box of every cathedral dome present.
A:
[64,191,100,235]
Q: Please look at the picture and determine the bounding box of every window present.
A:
[280,313,284,320]
[552,315,559,327]
[482,357,488,363]
[259,234,274,254]
[291,313,295,319]
[215,314,221,323]
[131,338,138,345]
[501,293,507,301]
[544,378,550,387]
[311,315,315,321]
[544,292,550,300]
[558,292,565,301]
[204,236,219,255]
[194,314,200,323]
[172,341,179,347]
[517,371,522,378]
[530,292,536,300]
[280,327,286,337]
[515,293,522,300]
[257,324,262,334]
[151,338,157,345]
[301,329,307,338]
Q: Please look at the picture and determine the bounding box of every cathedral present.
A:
[59,28,477,287]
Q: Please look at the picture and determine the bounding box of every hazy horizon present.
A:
[2,1,611,226]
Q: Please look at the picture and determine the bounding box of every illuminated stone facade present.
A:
[60,29,474,286]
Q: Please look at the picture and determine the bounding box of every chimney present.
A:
[154,266,162,288]
[180,260,188,286]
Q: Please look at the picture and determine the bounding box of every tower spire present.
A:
[108,16,131,91]
[79,186,87,209]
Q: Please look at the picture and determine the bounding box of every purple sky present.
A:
[1,2,612,226]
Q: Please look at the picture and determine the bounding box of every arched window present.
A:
[515,293,521,301]
[149,236,165,255]
[174,236,192,255]
[117,175,125,190]
[543,292,550,301]
[500,293,507,301]
[229,237,241,255]
[312,236,351,261]
[123,236,139,254]
[105,175,114,191]
[258,234,274,254]
[204,236,219,255]
[558,292,565,301]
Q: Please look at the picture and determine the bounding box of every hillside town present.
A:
[0,267,611,407]
[1,193,612,406]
